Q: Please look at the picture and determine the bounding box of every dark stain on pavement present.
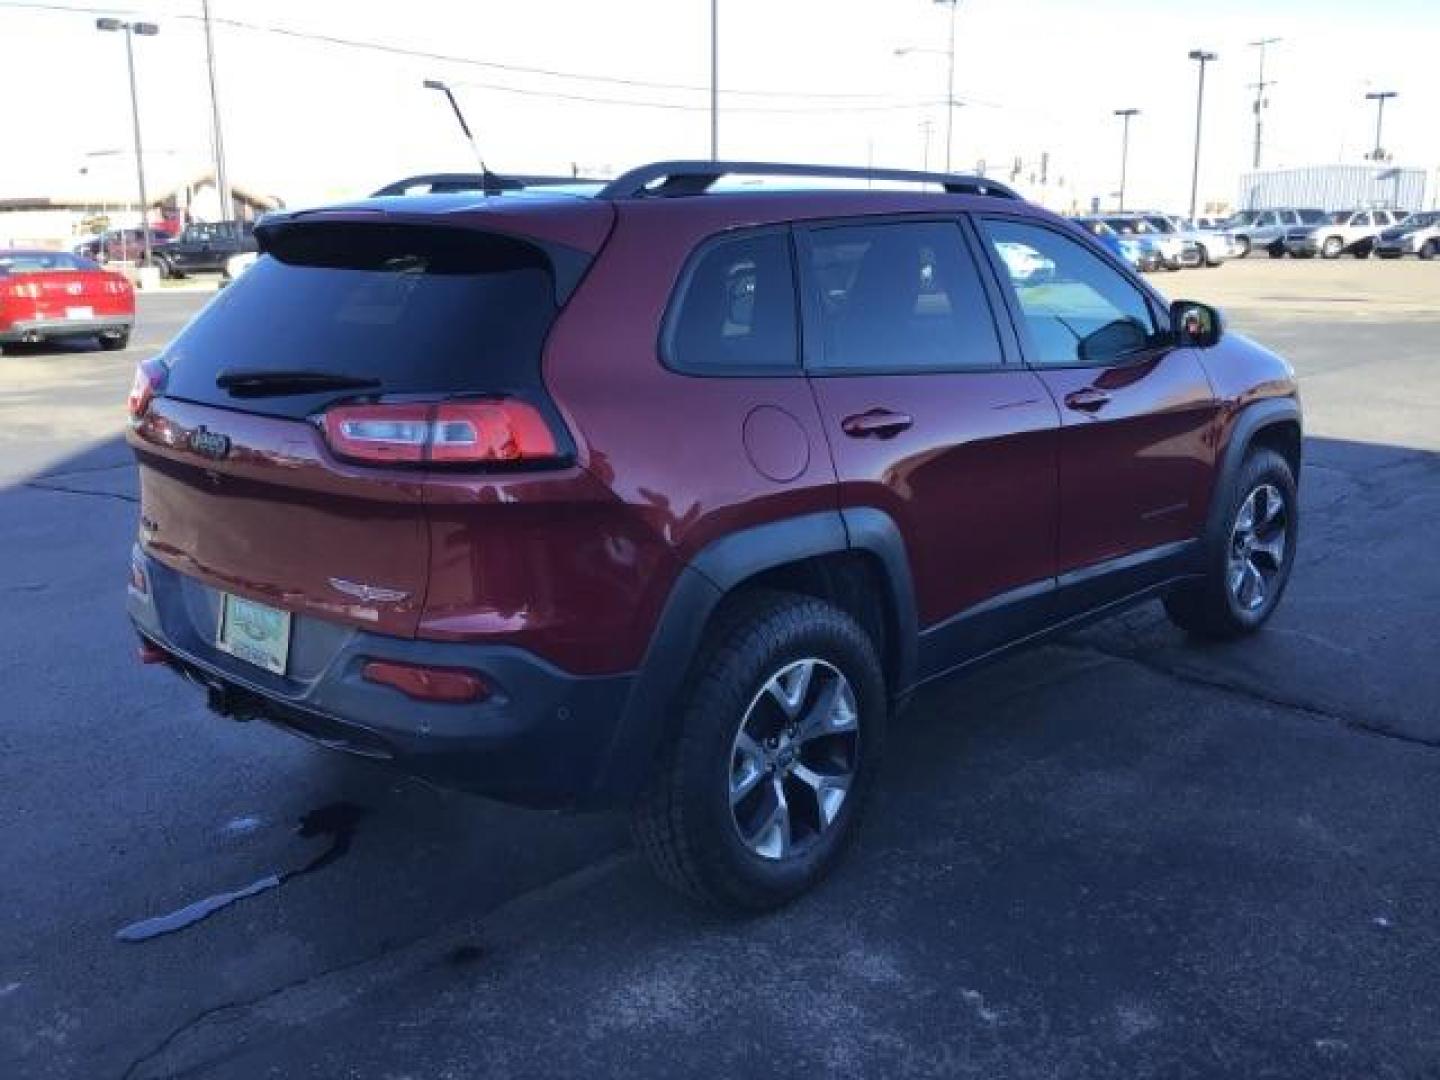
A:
[116,801,369,943]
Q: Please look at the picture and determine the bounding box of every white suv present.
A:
[1287,209,1408,259]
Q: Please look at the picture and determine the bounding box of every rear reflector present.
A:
[362,660,490,703]
[323,400,560,466]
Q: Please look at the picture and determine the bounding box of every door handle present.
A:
[841,408,914,439]
[1063,387,1111,413]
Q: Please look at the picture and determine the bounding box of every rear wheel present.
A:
[98,330,130,351]
[1267,245,1285,259]
[1421,239,1439,261]
[1321,236,1344,259]
[632,591,886,912]
[1165,448,1297,640]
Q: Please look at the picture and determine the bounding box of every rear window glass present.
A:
[162,224,563,419]
[0,251,97,274]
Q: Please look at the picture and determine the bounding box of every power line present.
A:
[0,0,908,102]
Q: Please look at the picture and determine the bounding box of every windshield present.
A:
[0,251,98,274]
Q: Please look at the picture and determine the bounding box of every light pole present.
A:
[1248,37,1280,169]
[422,79,488,173]
[1365,90,1397,161]
[1113,108,1139,211]
[201,0,230,223]
[710,0,718,160]
[96,18,158,270]
[1187,49,1218,222]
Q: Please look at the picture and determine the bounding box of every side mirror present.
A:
[1171,299,1224,348]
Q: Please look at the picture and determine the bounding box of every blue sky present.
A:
[3,0,1437,211]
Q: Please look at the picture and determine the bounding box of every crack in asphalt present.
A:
[117,939,410,1080]
[1063,640,1440,752]
[23,480,137,504]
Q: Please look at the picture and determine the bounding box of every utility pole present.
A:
[201,0,230,222]
[1113,108,1139,211]
[96,18,158,270]
[919,119,934,171]
[937,0,959,171]
[710,0,719,160]
[1248,37,1280,169]
[1365,90,1397,161]
[1187,49,1218,223]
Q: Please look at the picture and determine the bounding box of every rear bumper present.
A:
[0,314,133,342]
[128,549,636,809]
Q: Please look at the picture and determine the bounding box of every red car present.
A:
[0,250,134,353]
[127,161,1301,910]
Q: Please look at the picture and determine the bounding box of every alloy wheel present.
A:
[1228,483,1289,613]
[729,658,860,861]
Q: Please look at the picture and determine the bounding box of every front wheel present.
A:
[1321,236,1344,259]
[1267,245,1285,259]
[1420,240,1439,261]
[1165,448,1298,640]
[632,591,886,912]
[1234,236,1251,258]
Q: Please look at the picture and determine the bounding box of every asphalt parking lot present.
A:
[2,259,1438,1079]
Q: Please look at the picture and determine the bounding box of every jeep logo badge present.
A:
[189,426,231,461]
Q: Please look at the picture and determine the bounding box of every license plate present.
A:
[216,593,291,675]
[65,306,94,320]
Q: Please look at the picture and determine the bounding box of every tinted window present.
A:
[667,231,797,373]
[802,221,1001,371]
[980,218,1158,368]
[163,223,563,419]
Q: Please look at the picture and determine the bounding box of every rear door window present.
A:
[162,223,567,419]
[664,230,798,374]
[799,221,1003,372]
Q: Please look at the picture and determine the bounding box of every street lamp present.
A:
[96,17,159,270]
[1365,90,1398,161]
[422,79,489,174]
[1113,108,1139,211]
[1187,49,1218,222]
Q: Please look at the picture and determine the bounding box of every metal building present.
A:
[1237,164,1427,212]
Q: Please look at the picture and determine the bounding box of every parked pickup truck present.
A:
[151,221,257,278]
[1285,209,1410,259]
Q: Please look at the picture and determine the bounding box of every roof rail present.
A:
[369,172,600,198]
[595,160,1021,200]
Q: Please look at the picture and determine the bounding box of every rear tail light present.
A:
[362,660,490,703]
[104,276,133,296]
[322,400,561,466]
[127,358,167,421]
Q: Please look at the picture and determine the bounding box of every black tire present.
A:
[1267,245,1285,259]
[1421,240,1438,261]
[1353,245,1371,260]
[1164,447,1298,640]
[632,590,886,912]
[1321,236,1344,259]
[98,331,130,351]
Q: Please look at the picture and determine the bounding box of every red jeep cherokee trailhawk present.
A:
[127,161,1301,910]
